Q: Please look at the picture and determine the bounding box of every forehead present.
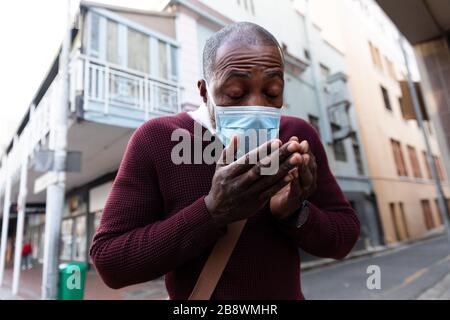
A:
[213,42,284,77]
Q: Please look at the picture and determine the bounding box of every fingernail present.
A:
[289,153,300,165]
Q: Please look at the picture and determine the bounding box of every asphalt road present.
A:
[301,234,450,300]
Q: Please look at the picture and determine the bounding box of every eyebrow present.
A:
[222,70,252,83]
[264,70,284,80]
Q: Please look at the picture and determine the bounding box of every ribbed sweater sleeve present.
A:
[89,122,225,289]
[278,120,360,260]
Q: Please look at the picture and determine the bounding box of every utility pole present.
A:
[12,120,31,295]
[41,0,71,300]
[399,36,450,246]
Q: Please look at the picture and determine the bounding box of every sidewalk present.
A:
[0,264,168,300]
[417,272,450,300]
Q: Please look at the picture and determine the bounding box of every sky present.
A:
[0,0,167,152]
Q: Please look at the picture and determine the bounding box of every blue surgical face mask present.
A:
[205,81,282,156]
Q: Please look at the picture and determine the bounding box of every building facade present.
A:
[320,0,450,244]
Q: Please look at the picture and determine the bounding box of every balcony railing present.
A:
[0,52,181,193]
[71,54,180,121]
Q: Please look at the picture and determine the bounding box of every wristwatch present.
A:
[279,200,310,229]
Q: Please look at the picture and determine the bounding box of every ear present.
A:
[197,79,208,104]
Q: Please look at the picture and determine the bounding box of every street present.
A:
[1,234,449,300]
[301,234,450,300]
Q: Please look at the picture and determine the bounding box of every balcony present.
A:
[0,52,180,201]
[324,72,356,142]
[70,54,180,128]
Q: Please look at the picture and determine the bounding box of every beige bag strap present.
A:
[188,219,247,300]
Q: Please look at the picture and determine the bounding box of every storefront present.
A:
[87,180,114,264]
[60,192,88,262]
[28,214,46,264]
[58,177,114,264]
[21,174,115,267]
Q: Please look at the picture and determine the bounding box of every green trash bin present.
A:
[58,262,87,300]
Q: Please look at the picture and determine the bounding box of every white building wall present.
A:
[175,7,203,109]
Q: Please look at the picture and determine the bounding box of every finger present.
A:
[289,173,302,199]
[302,153,310,166]
[226,139,281,177]
[247,152,303,191]
[289,136,299,142]
[217,135,239,167]
[299,164,314,190]
[299,140,309,154]
[242,139,303,181]
[258,172,295,201]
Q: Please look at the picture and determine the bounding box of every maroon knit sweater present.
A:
[89,112,360,300]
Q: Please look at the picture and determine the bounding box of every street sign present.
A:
[32,150,82,172]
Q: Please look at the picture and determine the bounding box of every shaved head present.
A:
[202,22,283,82]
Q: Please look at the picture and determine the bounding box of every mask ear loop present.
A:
[204,79,217,108]
[204,79,223,144]
[204,79,221,136]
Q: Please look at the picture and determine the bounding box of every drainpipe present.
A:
[399,36,450,246]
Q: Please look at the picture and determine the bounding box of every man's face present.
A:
[199,42,284,125]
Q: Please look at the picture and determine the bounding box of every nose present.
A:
[246,92,272,107]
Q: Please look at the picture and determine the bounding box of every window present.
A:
[128,28,150,73]
[60,219,74,260]
[158,40,168,79]
[308,115,321,138]
[90,13,101,57]
[385,57,396,79]
[407,145,422,178]
[106,20,119,64]
[398,97,407,119]
[333,140,347,162]
[88,11,178,82]
[390,139,408,176]
[422,151,432,179]
[421,199,435,230]
[169,45,178,81]
[320,64,330,83]
[331,124,347,162]
[381,86,392,111]
[369,41,382,70]
[352,142,364,175]
[73,215,87,262]
[304,49,311,60]
[433,155,446,181]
